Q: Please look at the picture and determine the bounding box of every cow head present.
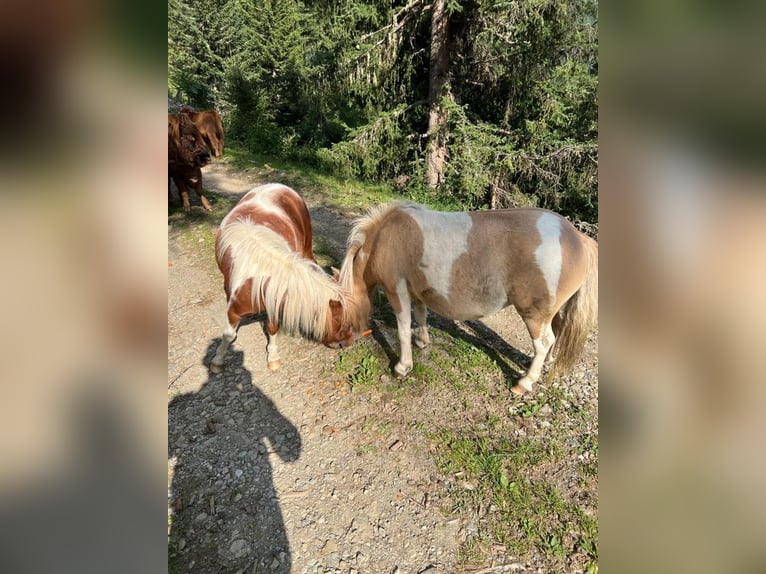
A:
[168,113,211,169]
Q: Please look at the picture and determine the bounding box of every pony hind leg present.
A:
[210,307,240,373]
[544,312,564,368]
[511,316,555,396]
[413,301,430,349]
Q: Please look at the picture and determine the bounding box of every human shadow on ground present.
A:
[168,343,301,573]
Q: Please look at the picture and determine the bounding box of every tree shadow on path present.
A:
[168,343,301,573]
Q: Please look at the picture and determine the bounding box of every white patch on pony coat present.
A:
[221,184,294,230]
[534,212,563,300]
[402,205,472,301]
[222,183,305,250]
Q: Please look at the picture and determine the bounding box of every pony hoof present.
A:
[414,339,430,350]
[393,364,411,379]
[267,360,282,371]
[210,362,224,374]
[510,384,528,396]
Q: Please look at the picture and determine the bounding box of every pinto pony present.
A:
[339,202,598,395]
[211,184,356,373]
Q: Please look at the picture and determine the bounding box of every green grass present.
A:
[349,354,382,388]
[224,143,398,211]
[312,235,340,268]
[409,328,500,394]
[336,316,598,574]
[577,433,598,478]
[223,142,471,212]
[331,302,596,569]
[168,188,238,226]
[334,339,386,390]
[432,430,595,568]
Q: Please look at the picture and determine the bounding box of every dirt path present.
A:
[168,162,598,574]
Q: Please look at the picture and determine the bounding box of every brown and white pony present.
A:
[211,184,356,373]
[339,202,598,395]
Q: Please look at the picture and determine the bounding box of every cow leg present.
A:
[389,278,414,378]
[203,135,216,158]
[193,169,213,212]
[211,307,240,373]
[172,175,192,212]
[265,318,282,370]
[512,316,555,395]
[413,301,430,349]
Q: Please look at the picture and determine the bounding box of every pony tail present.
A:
[551,235,598,376]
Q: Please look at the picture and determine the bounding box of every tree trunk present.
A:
[426,0,449,189]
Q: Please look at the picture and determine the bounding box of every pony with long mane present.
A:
[210,184,356,373]
[339,202,598,395]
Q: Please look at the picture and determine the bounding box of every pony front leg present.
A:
[391,279,414,377]
[265,319,282,370]
[512,321,555,395]
[413,301,430,349]
[211,309,240,373]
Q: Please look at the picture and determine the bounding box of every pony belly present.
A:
[415,287,508,321]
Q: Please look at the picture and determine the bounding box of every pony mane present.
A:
[337,201,422,331]
[338,201,420,293]
[218,218,350,339]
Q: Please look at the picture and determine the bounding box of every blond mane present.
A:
[338,201,419,292]
[336,201,422,331]
[218,217,350,340]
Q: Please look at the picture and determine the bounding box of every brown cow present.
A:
[179,106,224,158]
[168,113,213,212]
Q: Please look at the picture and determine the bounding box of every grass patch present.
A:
[334,339,385,390]
[168,188,237,274]
[168,188,238,225]
[433,430,594,568]
[312,235,341,268]
[577,433,598,479]
[329,275,597,571]
[403,327,500,395]
[225,143,398,212]
[349,354,382,388]
[224,142,473,213]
